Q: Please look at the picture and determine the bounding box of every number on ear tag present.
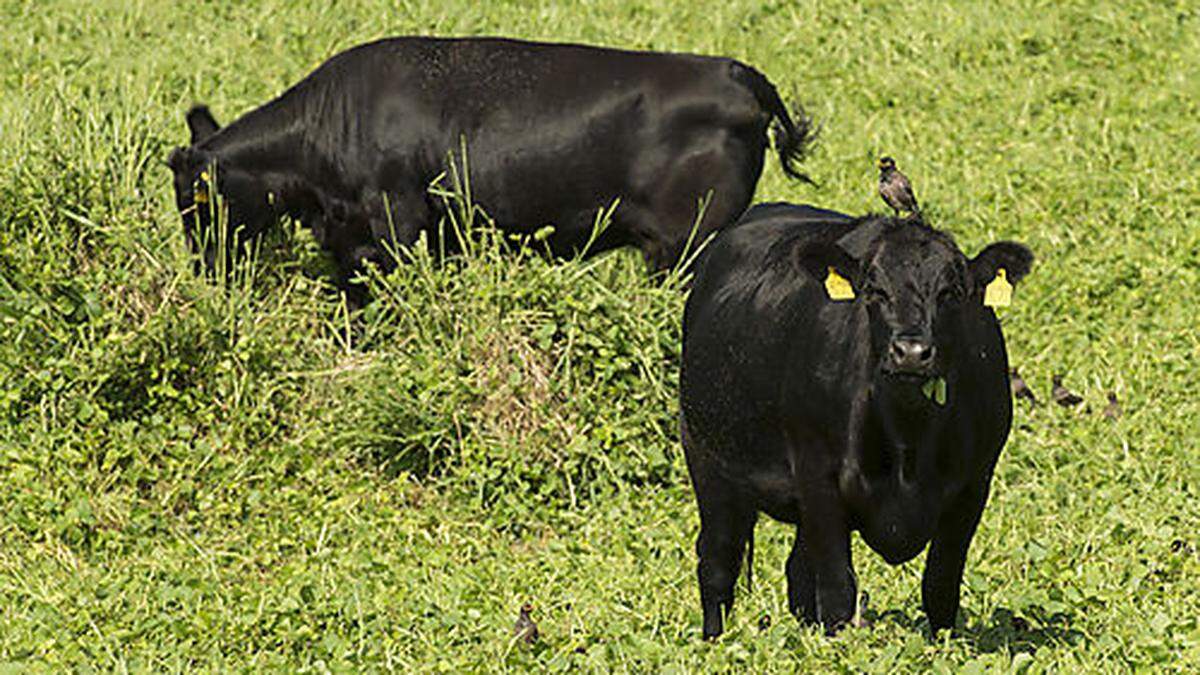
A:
[824,267,855,301]
[983,268,1012,307]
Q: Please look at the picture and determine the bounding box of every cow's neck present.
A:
[207,127,305,178]
[201,97,326,197]
[874,379,940,441]
[838,367,948,562]
[869,372,950,488]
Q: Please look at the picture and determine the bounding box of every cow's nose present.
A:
[889,337,936,372]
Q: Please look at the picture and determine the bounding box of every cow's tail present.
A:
[734,63,818,186]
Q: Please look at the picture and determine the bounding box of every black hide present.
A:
[680,202,1031,637]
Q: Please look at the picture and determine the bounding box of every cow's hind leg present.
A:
[695,494,756,639]
[639,137,760,275]
[682,418,757,639]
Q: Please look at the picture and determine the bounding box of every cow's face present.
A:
[167,107,276,276]
[797,223,1032,381]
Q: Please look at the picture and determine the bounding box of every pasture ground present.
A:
[1,0,1198,670]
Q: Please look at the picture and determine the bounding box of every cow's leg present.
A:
[330,242,384,311]
[798,475,857,634]
[808,523,856,634]
[922,482,991,634]
[364,189,431,268]
[694,490,756,639]
[786,526,817,624]
[683,419,756,639]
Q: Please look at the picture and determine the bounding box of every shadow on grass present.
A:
[870,605,1085,653]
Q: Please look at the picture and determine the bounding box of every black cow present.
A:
[167,37,816,301]
[680,203,1032,637]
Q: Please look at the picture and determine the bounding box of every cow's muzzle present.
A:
[887,335,936,375]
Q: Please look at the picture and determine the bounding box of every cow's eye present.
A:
[865,286,891,304]
[938,286,962,304]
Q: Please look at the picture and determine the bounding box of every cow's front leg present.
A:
[799,473,856,634]
[921,481,991,634]
[365,189,429,265]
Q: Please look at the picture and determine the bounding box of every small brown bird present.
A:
[1051,375,1084,407]
[1010,367,1039,407]
[757,613,772,631]
[878,156,920,217]
[1103,392,1122,420]
[513,603,539,645]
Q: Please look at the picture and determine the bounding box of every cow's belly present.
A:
[745,471,804,524]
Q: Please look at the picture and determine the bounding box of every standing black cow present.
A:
[680,203,1032,637]
[167,37,815,300]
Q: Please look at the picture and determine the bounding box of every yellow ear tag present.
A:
[194,170,211,204]
[983,268,1013,307]
[824,267,855,301]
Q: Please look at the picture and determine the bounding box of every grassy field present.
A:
[2,0,1198,670]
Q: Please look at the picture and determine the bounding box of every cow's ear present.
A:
[186,105,221,145]
[970,241,1033,307]
[795,241,861,301]
[969,242,1033,287]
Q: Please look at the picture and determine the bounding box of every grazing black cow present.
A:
[680,203,1032,637]
[167,36,816,301]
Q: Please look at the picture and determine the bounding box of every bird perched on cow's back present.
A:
[878,156,920,218]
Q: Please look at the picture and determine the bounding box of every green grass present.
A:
[2,0,1199,670]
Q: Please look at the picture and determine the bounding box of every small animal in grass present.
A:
[1103,392,1122,420]
[513,603,539,645]
[1010,367,1039,407]
[1051,374,1084,407]
[878,156,920,217]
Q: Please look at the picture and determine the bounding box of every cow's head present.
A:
[167,106,278,276]
[797,219,1032,383]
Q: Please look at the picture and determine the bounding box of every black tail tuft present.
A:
[734,64,819,186]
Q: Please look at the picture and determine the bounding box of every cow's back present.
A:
[184,36,814,285]
[295,38,770,250]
